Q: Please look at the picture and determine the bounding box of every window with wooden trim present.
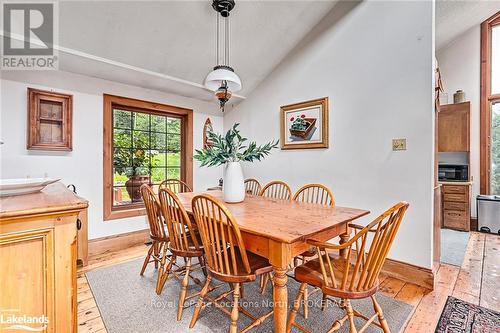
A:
[480,12,500,195]
[103,94,193,221]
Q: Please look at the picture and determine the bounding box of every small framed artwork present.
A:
[203,117,214,148]
[280,97,329,149]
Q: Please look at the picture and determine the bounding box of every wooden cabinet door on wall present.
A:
[28,88,73,151]
[438,102,470,152]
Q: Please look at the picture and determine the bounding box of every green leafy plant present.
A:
[290,114,309,131]
[194,123,279,167]
[113,128,149,177]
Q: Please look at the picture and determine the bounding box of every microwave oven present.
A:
[438,164,469,182]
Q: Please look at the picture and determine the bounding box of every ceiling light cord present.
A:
[216,13,220,66]
[225,15,229,66]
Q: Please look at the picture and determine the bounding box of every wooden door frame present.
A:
[480,11,500,194]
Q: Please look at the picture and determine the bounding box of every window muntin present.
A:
[112,108,182,207]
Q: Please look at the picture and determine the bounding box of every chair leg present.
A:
[372,296,390,333]
[198,256,208,277]
[190,276,212,328]
[156,255,175,295]
[345,300,357,333]
[260,273,269,294]
[230,283,240,333]
[177,257,192,321]
[303,286,309,319]
[140,244,154,276]
[153,241,159,269]
[261,272,273,294]
[286,282,306,333]
[321,293,327,311]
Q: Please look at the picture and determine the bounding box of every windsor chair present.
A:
[244,178,262,196]
[259,180,292,200]
[157,188,207,319]
[159,178,192,193]
[189,194,274,333]
[286,202,409,333]
[139,184,173,294]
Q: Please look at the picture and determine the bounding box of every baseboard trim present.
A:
[88,229,150,257]
[87,229,435,290]
[382,258,434,290]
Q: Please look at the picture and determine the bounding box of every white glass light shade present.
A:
[204,67,242,92]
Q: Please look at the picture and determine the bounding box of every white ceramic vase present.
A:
[223,161,245,203]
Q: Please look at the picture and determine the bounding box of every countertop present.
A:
[0,182,88,220]
[438,181,473,186]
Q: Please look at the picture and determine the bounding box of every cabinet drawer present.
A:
[443,193,468,203]
[443,210,469,231]
[444,201,467,211]
[442,185,467,194]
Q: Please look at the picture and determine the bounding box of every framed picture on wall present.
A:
[280,97,329,149]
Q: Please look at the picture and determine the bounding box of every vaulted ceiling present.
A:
[54,1,337,103]
[436,0,500,50]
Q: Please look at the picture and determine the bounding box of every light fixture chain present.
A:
[216,13,220,66]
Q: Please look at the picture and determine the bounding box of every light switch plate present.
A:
[392,139,407,151]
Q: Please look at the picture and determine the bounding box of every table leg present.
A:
[339,231,350,258]
[272,266,288,333]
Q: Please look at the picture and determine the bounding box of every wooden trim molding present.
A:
[480,11,500,194]
[382,258,435,290]
[88,229,150,257]
[27,88,73,151]
[103,94,193,221]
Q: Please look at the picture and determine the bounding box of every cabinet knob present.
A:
[76,218,82,230]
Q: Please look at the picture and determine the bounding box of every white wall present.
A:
[436,26,480,217]
[0,70,223,239]
[225,1,435,268]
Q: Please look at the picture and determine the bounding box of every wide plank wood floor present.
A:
[77,232,499,333]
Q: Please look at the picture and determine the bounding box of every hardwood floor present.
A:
[77,232,499,333]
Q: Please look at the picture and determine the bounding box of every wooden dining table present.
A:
[176,190,369,333]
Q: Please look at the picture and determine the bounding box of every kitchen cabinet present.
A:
[0,182,88,332]
[441,182,471,231]
[438,102,470,152]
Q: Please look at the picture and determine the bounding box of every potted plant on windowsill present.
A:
[114,148,150,202]
[194,123,278,203]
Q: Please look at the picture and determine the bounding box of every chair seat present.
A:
[294,254,379,299]
[208,248,273,283]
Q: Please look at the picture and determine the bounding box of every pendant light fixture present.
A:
[204,0,241,112]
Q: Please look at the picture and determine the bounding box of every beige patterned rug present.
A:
[86,258,414,333]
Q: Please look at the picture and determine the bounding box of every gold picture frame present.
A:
[280,97,329,149]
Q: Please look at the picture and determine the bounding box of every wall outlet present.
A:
[392,139,407,151]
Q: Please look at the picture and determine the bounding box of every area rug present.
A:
[86,258,414,333]
[441,229,470,266]
[435,296,500,332]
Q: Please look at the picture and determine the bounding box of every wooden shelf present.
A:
[28,88,73,151]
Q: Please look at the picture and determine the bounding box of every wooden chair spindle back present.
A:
[159,179,192,193]
[309,202,409,293]
[192,194,251,277]
[244,178,262,196]
[140,184,167,240]
[293,183,335,206]
[158,188,200,253]
[260,181,292,200]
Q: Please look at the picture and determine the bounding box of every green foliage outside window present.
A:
[112,109,182,183]
[491,103,500,194]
